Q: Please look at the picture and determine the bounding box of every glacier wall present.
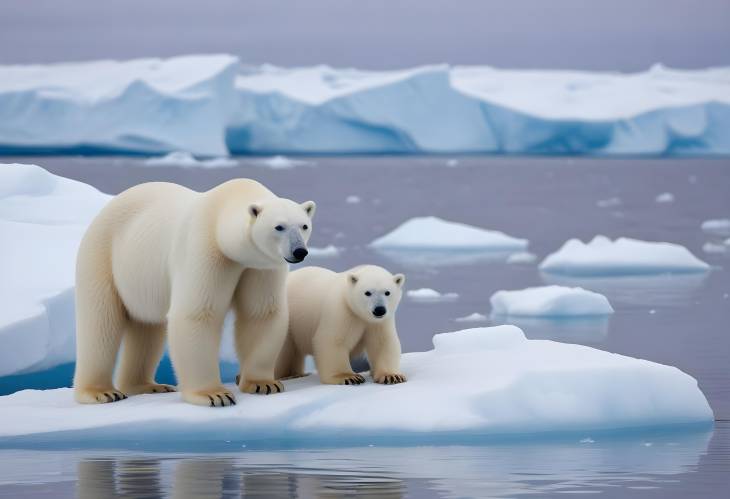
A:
[1,56,729,156]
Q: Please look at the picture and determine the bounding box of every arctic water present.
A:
[0,155,728,498]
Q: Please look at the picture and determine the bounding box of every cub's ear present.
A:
[349,274,359,285]
[301,200,316,218]
[249,203,263,219]
[393,273,405,287]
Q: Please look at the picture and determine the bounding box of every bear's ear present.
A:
[393,273,405,287]
[349,274,359,285]
[301,200,316,218]
[249,203,263,219]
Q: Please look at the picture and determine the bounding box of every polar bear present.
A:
[277,265,407,385]
[73,178,315,406]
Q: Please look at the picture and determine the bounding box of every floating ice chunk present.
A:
[540,236,710,276]
[446,159,459,167]
[0,164,110,377]
[454,313,488,323]
[0,326,711,447]
[254,155,312,169]
[144,151,238,168]
[701,219,730,236]
[407,288,459,302]
[370,216,528,250]
[507,252,538,264]
[702,242,727,254]
[345,195,361,204]
[307,245,341,257]
[0,55,238,156]
[580,438,595,444]
[490,286,614,317]
[655,192,675,203]
[597,197,622,208]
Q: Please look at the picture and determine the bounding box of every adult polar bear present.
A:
[73,179,315,406]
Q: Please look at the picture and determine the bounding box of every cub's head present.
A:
[345,265,405,323]
[249,198,316,264]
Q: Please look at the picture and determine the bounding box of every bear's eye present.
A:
[275,225,285,232]
[385,291,391,296]
[365,291,372,296]
[302,224,309,231]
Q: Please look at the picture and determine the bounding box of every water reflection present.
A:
[541,273,708,308]
[490,314,610,343]
[0,428,713,499]
[374,248,518,267]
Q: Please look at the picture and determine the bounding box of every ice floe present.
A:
[4,56,730,156]
[453,313,488,323]
[701,218,730,236]
[0,164,110,377]
[345,195,361,204]
[144,151,238,168]
[307,245,342,257]
[490,286,614,317]
[655,192,675,203]
[407,288,459,302]
[540,236,710,276]
[596,197,622,208]
[506,251,538,264]
[253,155,313,169]
[0,326,712,447]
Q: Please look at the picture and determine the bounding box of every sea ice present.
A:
[655,192,675,203]
[454,313,488,323]
[144,151,238,168]
[701,219,730,236]
[307,245,342,257]
[407,288,459,302]
[490,286,614,317]
[254,155,313,169]
[0,326,713,447]
[540,236,710,276]
[507,252,538,264]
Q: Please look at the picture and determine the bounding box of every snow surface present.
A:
[370,216,528,251]
[144,151,237,168]
[407,288,459,302]
[540,236,710,276]
[0,326,712,447]
[0,55,238,156]
[0,164,110,376]
[490,286,614,317]
[3,56,729,156]
[701,218,730,236]
[655,192,675,203]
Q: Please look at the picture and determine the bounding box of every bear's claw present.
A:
[240,380,285,395]
[183,388,236,407]
[119,383,176,395]
[75,388,128,404]
[374,373,407,385]
[333,373,366,385]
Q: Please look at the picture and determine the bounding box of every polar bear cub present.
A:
[277,265,407,385]
[73,178,315,406]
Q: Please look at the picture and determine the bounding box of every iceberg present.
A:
[540,236,710,276]
[0,326,712,448]
[2,56,729,156]
[370,216,528,250]
[490,286,614,317]
[0,164,110,377]
[0,55,238,156]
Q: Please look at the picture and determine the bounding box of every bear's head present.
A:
[345,265,405,323]
[248,198,316,265]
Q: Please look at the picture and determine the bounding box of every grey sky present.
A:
[1,0,729,70]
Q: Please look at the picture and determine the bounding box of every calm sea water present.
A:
[0,155,728,497]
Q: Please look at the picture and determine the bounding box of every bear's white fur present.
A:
[73,179,315,406]
[277,265,407,385]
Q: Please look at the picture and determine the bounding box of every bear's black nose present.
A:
[373,306,387,317]
[292,247,308,262]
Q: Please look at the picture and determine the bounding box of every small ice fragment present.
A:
[308,245,341,257]
[446,159,459,167]
[655,192,675,203]
[407,288,459,302]
[507,252,537,264]
[255,155,312,169]
[701,219,730,236]
[703,242,727,254]
[346,195,361,204]
[454,313,488,323]
[145,151,238,168]
[580,438,595,444]
[597,197,622,208]
[649,309,657,314]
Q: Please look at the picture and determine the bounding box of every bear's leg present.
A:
[235,310,288,394]
[73,275,128,404]
[116,321,176,395]
[168,314,236,407]
[274,335,309,380]
[365,323,407,385]
[314,340,366,386]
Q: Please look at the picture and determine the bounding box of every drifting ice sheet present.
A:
[490,286,614,317]
[3,56,729,156]
[540,236,710,276]
[370,216,528,250]
[0,326,712,447]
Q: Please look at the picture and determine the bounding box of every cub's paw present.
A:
[121,383,176,395]
[240,379,284,395]
[373,373,407,385]
[329,373,366,385]
[75,387,128,404]
[183,388,236,407]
